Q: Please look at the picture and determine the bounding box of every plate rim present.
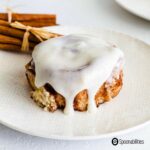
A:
[0,119,150,140]
[0,27,150,140]
[115,0,150,21]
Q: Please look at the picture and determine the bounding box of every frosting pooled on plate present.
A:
[32,34,124,114]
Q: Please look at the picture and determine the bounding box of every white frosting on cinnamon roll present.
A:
[32,34,124,114]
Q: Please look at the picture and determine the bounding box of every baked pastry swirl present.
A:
[25,34,124,114]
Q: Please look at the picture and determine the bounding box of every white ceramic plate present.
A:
[115,0,150,21]
[0,26,150,140]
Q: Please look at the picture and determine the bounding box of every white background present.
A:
[0,0,150,149]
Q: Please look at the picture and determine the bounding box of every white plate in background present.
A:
[115,0,150,21]
[0,26,150,140]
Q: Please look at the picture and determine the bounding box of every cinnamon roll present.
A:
[25,34,124,114]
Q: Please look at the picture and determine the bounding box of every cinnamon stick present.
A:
[0,25,40,43]
[0,20,9,26]
[20,20,57,27]
[0,19,56,27]
[0,13,56,21]
[0,34,36,48]
[0,43,32,52]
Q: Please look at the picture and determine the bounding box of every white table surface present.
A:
[0,0,150,149]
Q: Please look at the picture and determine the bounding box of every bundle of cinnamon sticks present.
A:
[0,13,59,52]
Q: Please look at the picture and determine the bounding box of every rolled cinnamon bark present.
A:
[0,25,40,43]
[0,13,56,21]
[0,43,32,52]
[0,34,36,48]
[20,20,57,27]
[0,19,57,27]
[0,20,9,26]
